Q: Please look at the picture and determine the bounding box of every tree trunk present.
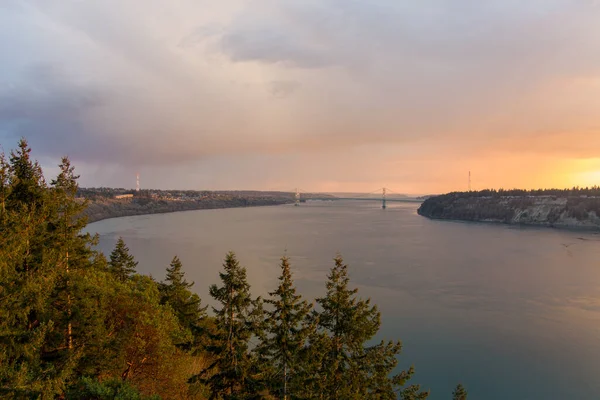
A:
[66,250,72,350]
[284,362,288,400]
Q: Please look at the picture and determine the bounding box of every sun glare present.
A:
[568,158,600,188]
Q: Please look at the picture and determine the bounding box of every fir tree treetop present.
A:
[108,237,138,282]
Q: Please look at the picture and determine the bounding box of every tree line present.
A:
[0,139,467,399]
[444,187,600,198]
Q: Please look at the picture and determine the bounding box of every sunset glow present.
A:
[568,159,600,188]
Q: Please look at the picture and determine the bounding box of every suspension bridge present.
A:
[288,188,422,209]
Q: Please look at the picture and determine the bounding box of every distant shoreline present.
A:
[83,197,295,224]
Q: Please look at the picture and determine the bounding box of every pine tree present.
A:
[257,256,313,399]
[7,138,46,210]
[159,256,207,349]
[49,156,91,351]
[0,140,76,398]
[399,377,430,400]
[67,377,161,400]
[5,139,49,275]
[308,255,428,399]
[198,252,263,399]
[452,384,468,400]
[108,237,138,281]
[50,156,88,240]
[314,254,378,398]
[0,152,10,222]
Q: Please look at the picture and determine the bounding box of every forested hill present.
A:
[417,188,600,230]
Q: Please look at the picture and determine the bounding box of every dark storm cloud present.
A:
[0,65,120,162]
[0,65,220,166]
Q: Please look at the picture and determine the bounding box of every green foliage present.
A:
[159,256,207,335]
[66,377,160,400]
[109,237,138,281]
[0,152,10,222]
[0,140,200,399]
[199,252,264,399]
[0,139,82,398]
[256,256,314,398]
[302,255,429,399]
[7,138,46,209]
[452,384,468,400]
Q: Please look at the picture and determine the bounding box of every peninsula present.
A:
[417,188,600,230]
[78,188,332,223]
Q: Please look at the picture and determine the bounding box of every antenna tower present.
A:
[136,172,140,192]
[468,171,471,192]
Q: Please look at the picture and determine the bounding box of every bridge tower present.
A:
[295,188,300,207]
[136,172,140,192]
[382,187,387,209]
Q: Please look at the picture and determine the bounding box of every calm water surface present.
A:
[86,201,600,399]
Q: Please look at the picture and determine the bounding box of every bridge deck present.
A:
[306,197,423,203]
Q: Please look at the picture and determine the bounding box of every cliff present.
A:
[417,191,600,230]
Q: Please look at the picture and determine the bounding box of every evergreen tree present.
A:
[295,328,330,399]
[0,141,76,398]
[7,138,46,209]
[198,252,263,399]
[308,255,428,399]
[67,377,160,400]
[399,378,430,400]
[49,156,92,352]
[452,384,468,400]
[0,152,9,222]
[256,256,313,399]
[314,254,378,398]
[159,256,207,349]
[50,156,88,242]
[109,237,138,281]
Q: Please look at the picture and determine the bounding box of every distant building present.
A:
[115,194,134,199]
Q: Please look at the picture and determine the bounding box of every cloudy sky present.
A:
[1,0,599,194]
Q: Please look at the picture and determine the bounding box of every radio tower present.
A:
[468,171,471,192]
[136,173,140,192]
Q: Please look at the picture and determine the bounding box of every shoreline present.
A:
[422,214,600,233]
[84,198,294,224]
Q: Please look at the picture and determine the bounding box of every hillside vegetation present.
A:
[81,195,291,223]
[418,188,600,229]
[0,139,468,399]
[78,189,333,223]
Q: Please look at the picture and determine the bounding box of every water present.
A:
[85,201,600,399]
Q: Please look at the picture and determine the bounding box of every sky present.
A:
[1,0,599,194]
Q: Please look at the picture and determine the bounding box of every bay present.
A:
[86,201,600,399]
